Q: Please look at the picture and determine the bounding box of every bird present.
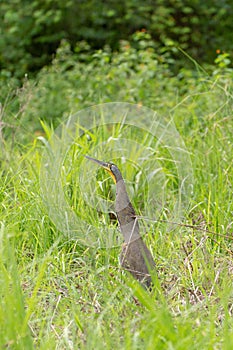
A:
[85,155,155,289]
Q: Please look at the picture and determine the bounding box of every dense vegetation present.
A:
[1,2,233,349]
[1,0,233,77]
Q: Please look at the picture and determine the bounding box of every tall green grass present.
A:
[1,45,233,348]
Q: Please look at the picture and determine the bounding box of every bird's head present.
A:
[85,155,123,183]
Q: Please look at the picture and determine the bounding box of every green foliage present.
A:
[0,224,34,349]
[1,35,233,348]
[0,0,72,78]
[1,34,233,145]
[1,0,233,77]
[0,34,172,139]
[1,89,233,347]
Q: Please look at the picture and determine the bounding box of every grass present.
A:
[1,51,233,349]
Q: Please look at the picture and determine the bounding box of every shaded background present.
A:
[1,0,232,78]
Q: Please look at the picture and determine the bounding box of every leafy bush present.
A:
[1,0,233,77]
[1,32,232,146]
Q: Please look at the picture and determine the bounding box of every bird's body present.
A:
[120,239,155,288]
[85,155,155,288]
[115,177,155,288]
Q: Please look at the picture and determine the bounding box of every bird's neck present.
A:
[115,180,130,211]
[115,179,140,243]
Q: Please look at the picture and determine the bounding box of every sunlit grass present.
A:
[1,61,233,349]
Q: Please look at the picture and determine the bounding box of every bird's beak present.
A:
[85,155,116,183]
[85,155,109,168]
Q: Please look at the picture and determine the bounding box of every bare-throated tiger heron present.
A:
[85,155,155,288]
